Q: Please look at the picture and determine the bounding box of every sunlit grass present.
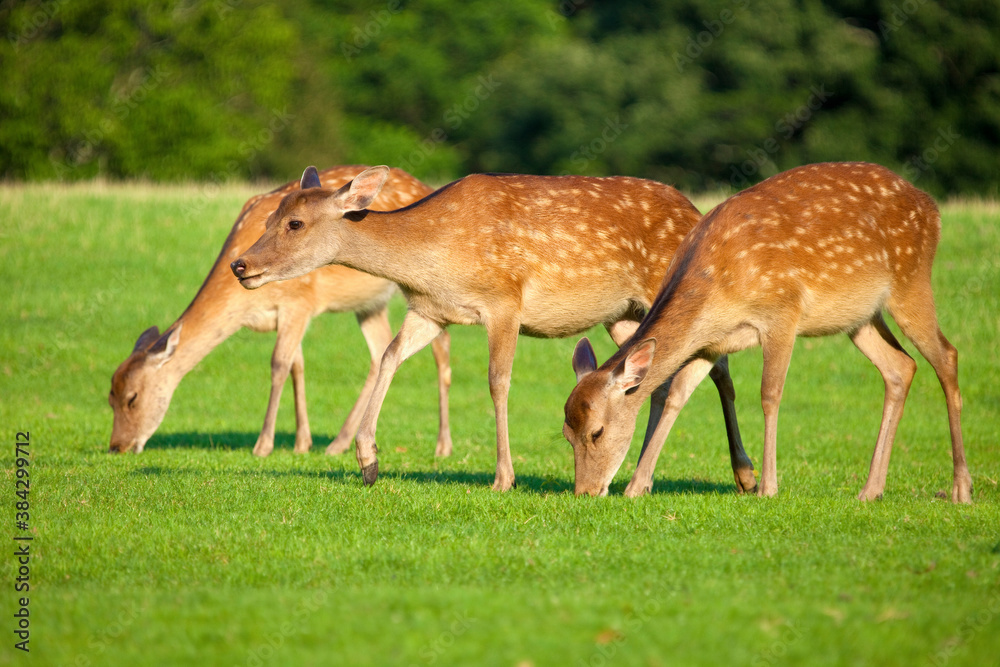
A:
[1,183,998,666]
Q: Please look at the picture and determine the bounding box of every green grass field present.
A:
[1,183,998,666]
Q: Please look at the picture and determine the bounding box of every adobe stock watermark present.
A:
[901,126,959,183]
[961,254,1000,309]
[751,622,803,667]
[927,590,1000,666]
[878,0,930,39]
[576,598,661,667]
[563,114,628,174]
[340,0,403,60]
[408,611,477,665]
[50,64,172,179]
[241,590,328,666]
[673,0,751,72]
[70,601,147,667]
[7,0,69,52]
[53,269,131,352]
[180,106,295,220]
[398,74,501,174]
[730,84,831,188]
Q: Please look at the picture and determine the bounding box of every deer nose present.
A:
[231,258,246,277]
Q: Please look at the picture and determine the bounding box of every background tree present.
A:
[1,0,300,180]
[1,0,997,195]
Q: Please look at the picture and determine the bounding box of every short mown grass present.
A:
[1,183,998,666]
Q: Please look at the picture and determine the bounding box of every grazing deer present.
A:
[231,165,757,492]
[109,166,453,458]
[565,162,972,503]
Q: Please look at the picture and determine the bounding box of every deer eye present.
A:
[591,426,604,443]
[127,393,137,409]
[288,219,303,230]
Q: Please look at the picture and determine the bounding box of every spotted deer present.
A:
[565,162,972,503]
[231,165,756,492]
[109,166,453,458]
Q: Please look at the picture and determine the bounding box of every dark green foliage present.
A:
[0,0,299,181]
[2,1,998,193]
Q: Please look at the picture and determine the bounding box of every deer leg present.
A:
[605,320,640,346]
[485,316,520,492]
[606,319,666,467]
[638,382,669,468]
[355,310,443,485]
[889,287,972,503]
[607,319,668,464]
[327,308,393,455]
[255,311,310,457]
[290,344,312,453]
[849,316,916,501]
[624,358,716,497]
[709,355,757,493]
[430,330,454,457]
[758,330,796,497]
[608,317,755,496]
[608,319,699,496]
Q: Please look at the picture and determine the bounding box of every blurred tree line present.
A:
[2,0,997,195]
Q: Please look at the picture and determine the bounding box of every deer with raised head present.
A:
[565,162,972,502]
[231,165,757,492]
[109,166,453,458]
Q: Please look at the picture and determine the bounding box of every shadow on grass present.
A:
[136,431,743,496]
[146,431,456,455]
[619,478,739,496]
[145,431,289,450]
[130,454,739,498]
[130,462,573,494]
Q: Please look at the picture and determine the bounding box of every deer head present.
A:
[230,165,390,289]
[563,337,656,496]
[108,325,182,453]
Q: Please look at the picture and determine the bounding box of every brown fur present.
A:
[233,168,757,492]
[108,166,453,457]
[566,162,972,503]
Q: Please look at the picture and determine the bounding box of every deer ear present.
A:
[612,338,656,392]
[149,324,182,368]
[572,337,598,382]
[133,326,161,353]
[339,166,389,212]
[300,166,321,190]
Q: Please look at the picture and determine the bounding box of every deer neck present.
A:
[618,267,713,408]
[336,208,442,293]
[162,273,246,382]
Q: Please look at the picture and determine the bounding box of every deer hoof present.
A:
[623,481,651,498]
[952,475,973,504]
[857,487,884,502]
[362,461,379,486]
[734,468,758,494]
[756,483,778,498]
[434,438,453,458]
[491,477,515,492]
[325,438,351,455]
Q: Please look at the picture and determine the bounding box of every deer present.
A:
[109,166,453,459]
[564,162,973,503]
[230,165,758,493]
